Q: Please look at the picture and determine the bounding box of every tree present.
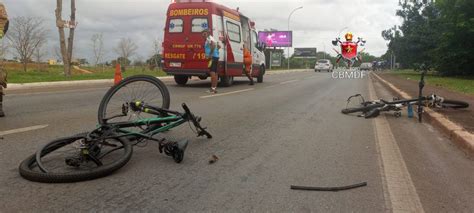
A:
[6,16,48,72]
[90,33,104,66]
[34,44,46,63]
[53,46,62,62]
[381,0,474,75]
[434,0,474,75]
[133,55,145,67]
[381,1,439,69]
[112,57,131,67]
[146,54,162,70]
[358,52,377,64]
[34,42,47,71]
[7,16,47,72]
[56,0,77,77]
[151,38,161,69]
[114,37,138,68]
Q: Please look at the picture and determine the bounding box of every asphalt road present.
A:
[1,70,473,212]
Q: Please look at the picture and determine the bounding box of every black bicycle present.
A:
[341,67,469,121]
[19,75,212,183]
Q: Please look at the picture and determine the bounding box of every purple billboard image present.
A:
[258,31,293,47]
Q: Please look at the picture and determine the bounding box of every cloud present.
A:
[3,0,401,62]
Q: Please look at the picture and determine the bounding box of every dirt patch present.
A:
[377,72,474,133]
[72,66,93,74]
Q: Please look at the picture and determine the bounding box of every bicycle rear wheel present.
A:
[341,103,385,114]
[98,75,170,134]
[441,99,469,109]
[19,132,132,183]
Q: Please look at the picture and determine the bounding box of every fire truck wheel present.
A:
[198,76,207,80]
[174,75,188,85]
[220,75,233,87]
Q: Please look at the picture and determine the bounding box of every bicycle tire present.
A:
[441,99,469,109]
[98,75,170,134]
[341,103,385,114]
[19,133,133,183]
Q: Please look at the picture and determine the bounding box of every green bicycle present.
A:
[19,75,212,183]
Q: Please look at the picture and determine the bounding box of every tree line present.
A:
[382,0,474,76]
[1,0,162,74]
[2,16,162,73]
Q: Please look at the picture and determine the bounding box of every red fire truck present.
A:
[162,0,266,86]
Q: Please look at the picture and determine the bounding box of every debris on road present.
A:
[208,155,219,164]
[290,182,367,192]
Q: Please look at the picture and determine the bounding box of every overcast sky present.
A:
[4,0,401,62]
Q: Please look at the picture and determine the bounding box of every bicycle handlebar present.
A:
[181,103,212,139]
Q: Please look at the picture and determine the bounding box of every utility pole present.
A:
[287,6,303,71]
[56,0,77,77]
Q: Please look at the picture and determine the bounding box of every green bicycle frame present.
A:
[101,115,187,140]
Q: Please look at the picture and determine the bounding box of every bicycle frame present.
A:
[98,102,207,141]
[105,115,185,140]
[342,67,446,120]
[377,96,430,105]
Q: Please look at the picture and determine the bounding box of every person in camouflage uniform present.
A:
[0,2,8,117]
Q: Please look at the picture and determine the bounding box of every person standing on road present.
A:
[202,29,220,94]
[0,2,9,117]
[243,43,254,85]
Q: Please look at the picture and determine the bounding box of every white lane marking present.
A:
[7,87,107,96]
[199,88,254,99]
[279,79,299,85]
[264,84,279,89]
[0,124,49,136]
[369,76,424,212]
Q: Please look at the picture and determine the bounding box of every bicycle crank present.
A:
[158,139,189,163]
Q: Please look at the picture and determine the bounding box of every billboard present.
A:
[294,48,317,58]
[258,31,292,47]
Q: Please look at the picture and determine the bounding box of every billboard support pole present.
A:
[269,51,272,70]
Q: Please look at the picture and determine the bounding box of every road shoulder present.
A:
[372,72,474,155]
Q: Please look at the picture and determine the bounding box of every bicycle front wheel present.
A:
[98,75,171,133]
[441,99,469,109]
[19,132,133,183]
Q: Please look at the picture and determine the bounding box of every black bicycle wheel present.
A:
[98,75,170,133]
[441,99,469,109]
[19,132,133,183]
[341,103,385,114]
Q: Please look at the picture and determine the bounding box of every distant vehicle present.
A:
[314,59,333,72]
[162,0,266,87]
[360,62,372,71]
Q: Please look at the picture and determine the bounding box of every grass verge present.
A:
[5,64,168,84]
[389,69,474,95]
